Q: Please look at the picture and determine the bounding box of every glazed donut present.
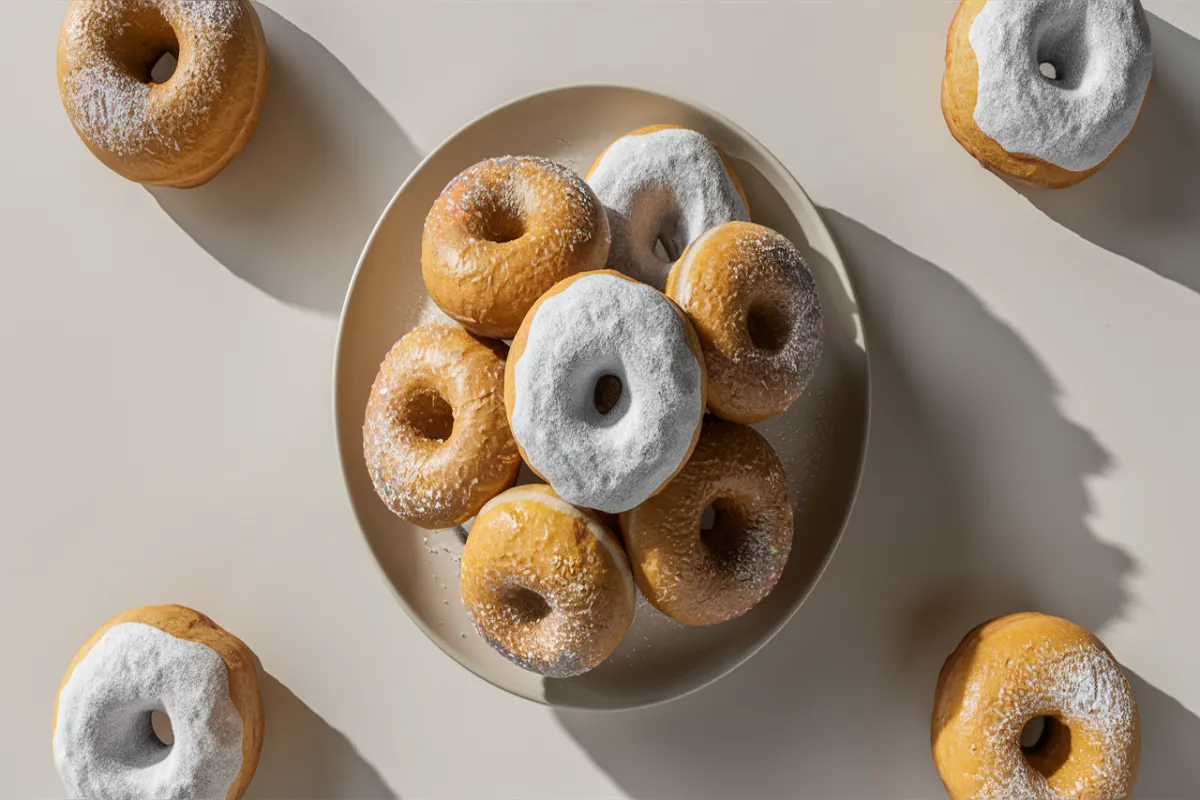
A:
[53,605,264,800]
[461,484,636,677]
[933,612,1140,799]
[586,125,749,289]
[363,322,520,529]
[942,0,1153,188]
[667,221,823,423]
[619,418,792,626]
[422,156,611,339]
[57,0,269,188]
[505,270,706,514]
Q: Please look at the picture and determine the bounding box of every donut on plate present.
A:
[667,221,823,423]
[461,484,636,677]
[57,0,269,188]
[363,322,521,529]
[620,418,792,626]
[422,156,611,339]
[586,125,749,289]
[942,0,1153,188]
[933,612,1139,799]
[504,270,707,514]
[53,605,264,800]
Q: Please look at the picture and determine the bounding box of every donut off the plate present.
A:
[942,0,1153,189]
[56,0,269,188]
[53,605,264,800]
[504,270,707,514]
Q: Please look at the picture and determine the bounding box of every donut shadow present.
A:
[552,213,1133,798]
[1009,13,1200,295]
[247,672,397,799]
[149,5,421,316]
[1125,668,1200,797]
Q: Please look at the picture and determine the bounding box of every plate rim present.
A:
[332,82,874,710]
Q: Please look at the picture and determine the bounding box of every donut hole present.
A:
[653,237,672,263]
[699,497,751,563]
[402,389,454,442]
[746,302,791,353]
[1021,715,1072,780]
[149,709,174,747]
[497,586,552,624]
[593,374,623,415]
[477,205,525,244]
[1034,24,1091,91]
[1038,62,1058,81]
[108,6,180,85]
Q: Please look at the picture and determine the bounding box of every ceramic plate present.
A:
[334,85,870,709]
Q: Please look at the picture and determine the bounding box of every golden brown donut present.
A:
[504,270,707,514]
[667,221,823,424]
[619,418,792,626]
[421,156,611,339]
[933,612,1140,799]
[57,0,269,188]
[363,322,520,529]
[53,605,264,800]
[461,484,636,677]
[942,0,1152,189]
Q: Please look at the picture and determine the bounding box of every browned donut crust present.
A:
[461,484,635,677]
[619,418,792,625]
[363,322,520,529]
[53,605,264,800]
[422,156,611,339]
[57,0,269,188]
[667,221,823,424]
[933,612,1140,799]
[941,0,1146,189]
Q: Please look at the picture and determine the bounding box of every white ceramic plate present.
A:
[334,85,870,709]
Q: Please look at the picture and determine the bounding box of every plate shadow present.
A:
[247,672,397,799]
[150,5,421,316]
[552,212,1133,798]
[1009,13,1200,295]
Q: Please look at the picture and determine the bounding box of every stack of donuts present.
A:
[363,125,825,677]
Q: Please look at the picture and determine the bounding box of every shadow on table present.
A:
[1010,13,1200,295]
[247,673,397,799]
[553,212,1136,797]
[150,5,421,316]
[1127,668,1200,798]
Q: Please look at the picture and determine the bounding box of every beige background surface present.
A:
[2,1,1198,797]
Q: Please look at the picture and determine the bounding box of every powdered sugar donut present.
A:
[620,418,793,626]
[668,221,823,423]
[461,484,636,677]
[53,605,264,800]
[504,271,706,514]
[586,125,749,289]
[57,0,269,187]
[942,0,1153,188]
[933,612,1139,799]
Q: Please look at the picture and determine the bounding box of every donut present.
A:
[586,125,749,289]
[363,322,521,529]
[461,484,636,677]
[942,0,1153,189]
[53,605,264,800]
[57,0,269,188]
[619,418,792,626]
[932,612,1140,799]
[422,156,611,339]
[667,221,823,423]
[504,270,707,514]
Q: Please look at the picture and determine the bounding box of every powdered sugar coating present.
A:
[511,274,704,514]
[53,623,243,799]
[57,0,259,172]
[587,128,749,289]
[671,222,823,423]
[970,0,1153,172]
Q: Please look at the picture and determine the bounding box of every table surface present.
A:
[4,1,1199,798]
